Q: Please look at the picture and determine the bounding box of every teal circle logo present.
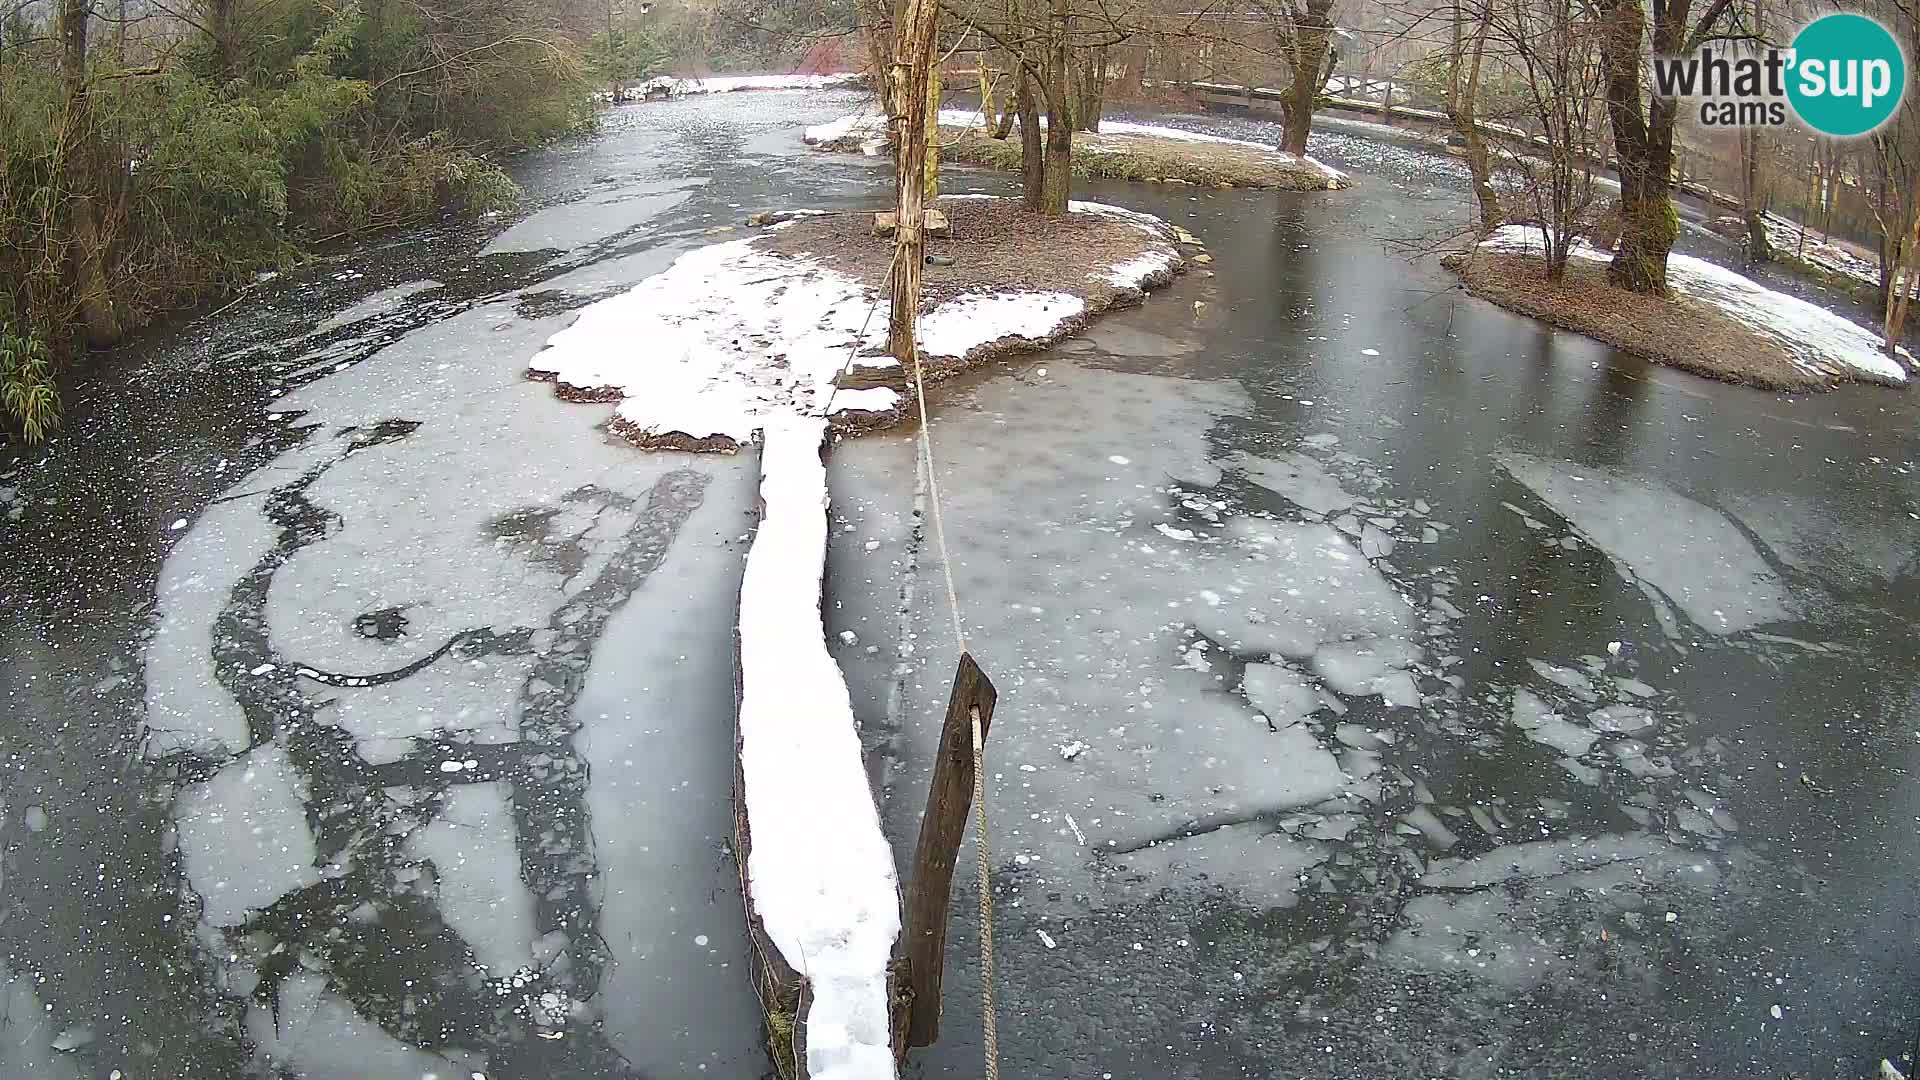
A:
[1786,13,1906,137]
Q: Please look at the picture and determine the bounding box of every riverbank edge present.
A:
[1444,250,1841,392]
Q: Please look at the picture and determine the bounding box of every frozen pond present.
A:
[2,86,1918,1080]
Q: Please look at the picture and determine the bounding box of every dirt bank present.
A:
[1446,251,1854,392]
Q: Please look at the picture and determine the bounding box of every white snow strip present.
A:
[805,111,1344,180]
[636,72,864,97]
[738,418,900,1080]
[1480,224,1907,385]
[1106,250,1178,288]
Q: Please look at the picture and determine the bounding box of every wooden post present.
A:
[901,651,997,1049]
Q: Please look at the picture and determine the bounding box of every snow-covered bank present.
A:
[1479,224,1908,386]
[615,72,865,101]
[531,237,899,448]
[1762,212,1920,301]
[738,418,899,1080]
[530,197,1187,448]
[803,108,1347,185]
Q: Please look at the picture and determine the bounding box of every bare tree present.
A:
[1482,0,1605,277]
[1444,0,1501,230]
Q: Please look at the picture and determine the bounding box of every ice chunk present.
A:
[175,744,323,927]
[1233,451,1357,519]
[1109,823,1322,904]
[1312,638,1420,704]
[1498,452,1792,634]
[1241,662,1319,726]
[247,973,485,1080]
[403,782,536,977]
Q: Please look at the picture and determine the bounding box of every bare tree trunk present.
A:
[210,0,238,79]
[993,73,1016,139]
[1798,139,1815,260]
[924,14,941,200]
[977,57,996,128]
[1282,0,1335,154]
[1446,0,1501,231]
[1120,40,1147,96]
[1016,70,1043,210]
[1886,186,1920,358]
[887,0,940,363]
[864,0,896,118]
[1074,45,1105,131]
[1038,0,1072,216]
[1599,0,1675,293]
[1740,129,1770,264]
[59,0,120,349]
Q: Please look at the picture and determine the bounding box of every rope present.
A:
[970,704,998,1080]
[900,255,996,1079]
[905,326,968,655]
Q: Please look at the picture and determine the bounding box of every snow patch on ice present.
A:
[737,418,899,1080]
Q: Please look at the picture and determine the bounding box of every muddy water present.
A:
[2,89,1917,1080]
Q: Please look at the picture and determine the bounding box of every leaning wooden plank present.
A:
[901,652,996,1048]
[736,416,901,1080]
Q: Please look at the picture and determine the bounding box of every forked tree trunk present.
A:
[887,0,940,363]
[1039,0,1072,216]
[1599,0,1686,294]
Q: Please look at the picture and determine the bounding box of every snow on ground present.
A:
[919,291,1086,356]
[804,108,1347,182]
[531,200,1181,447]
[1481,223,1908,386]
[532,237,898,445]
[633,72,864,97]
[737,418,899,1080]
[1496,450,1793,636]
[1762,212,1919,300]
